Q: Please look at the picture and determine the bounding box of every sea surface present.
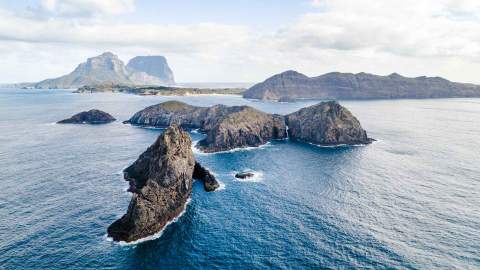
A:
[0,89,479,269]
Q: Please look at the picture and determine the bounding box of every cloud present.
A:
[1,1,480,84]
[37,0,136,18]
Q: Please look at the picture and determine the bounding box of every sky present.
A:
[1,0,480,83]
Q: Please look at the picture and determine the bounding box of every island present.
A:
[108,125,219,243]
[243,70,480,101]
[124,101,287,152]
[57,109,116,124]
[125,100,372,151]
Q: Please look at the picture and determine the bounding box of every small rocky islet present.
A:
[57,109,116,124]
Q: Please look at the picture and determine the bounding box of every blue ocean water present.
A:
[0,89,479,269]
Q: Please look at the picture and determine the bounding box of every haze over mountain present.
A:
[243,70,480,100]
[33,52,174,89]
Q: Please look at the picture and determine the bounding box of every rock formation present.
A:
[243,70,480,100]
[34,52,174,89]
[196,106,286,153]
[235,172,254,179]
[192,162,220,192]
[107,125,195,242]
[127,56,175,85]
[57,109,115,124]
[125,101,288,152]
[286,101,373,145]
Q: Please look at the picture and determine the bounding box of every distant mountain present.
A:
[33,52,174,89]
[127,56,174,84]
[243,70,480,100]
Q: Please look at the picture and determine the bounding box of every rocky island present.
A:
[243,70,480,100]
[57,109,116,124]
[108,125,219,243]
[286,101,373,145]
[125,101,287,152]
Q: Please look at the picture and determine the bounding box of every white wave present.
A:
[232,170,264,182]
[107,198,192,246]
[215,180,226,191]
[306,141,369,148]
[45,122,57,126]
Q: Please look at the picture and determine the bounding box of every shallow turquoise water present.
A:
[0,89,479,269]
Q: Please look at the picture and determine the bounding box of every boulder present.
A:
[235,172,254,179]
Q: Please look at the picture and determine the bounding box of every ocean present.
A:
[0,89,479,269]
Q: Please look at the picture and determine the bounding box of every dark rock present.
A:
[197,107,287,153]
[235,172,254,179]
[125,101,288,152]
[57,109,115,124]
[243,70,480,100]
[286,101,373,145]
[107,125,195,242]
[192,162,219,192]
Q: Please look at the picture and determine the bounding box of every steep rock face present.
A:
[127,56,175,85]
[34,52,175,89]
[192,162,219,192]
[197,107,287,153]
[36,52,132,89]
[107,125,195,242]
[243,70,480,100]
[57,109,115,124]
[125,101,288,152]
[286,101,372,145]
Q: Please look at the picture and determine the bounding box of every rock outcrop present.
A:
[235,172,254,179]
[286,101,373,145]
[243,70,480,100]
[192,162,220,192]
[196,106,286,153]
[107,125,195,242]
[127,56,175,85]
[125,101,288,152]
[34,52,174,89]
[57,109,115,124]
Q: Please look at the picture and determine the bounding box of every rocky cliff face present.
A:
[197,106,287,153]
[34,52,174,89]
[125,101,287,152]
[127,56,175,85]
[243,70,480,100]
[107,125,195,242]
[286,101,372,145]
[192,162,220,192]
[57,109,115,124]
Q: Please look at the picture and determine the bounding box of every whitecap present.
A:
[106,198,192,246]
[192,142,272,155]
[215,180,226,191]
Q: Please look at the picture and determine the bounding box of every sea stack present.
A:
[57,109,115,124]
[286,101,373,145]
[107,125,195,242]
[192,162,220,192]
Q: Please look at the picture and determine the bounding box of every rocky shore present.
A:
[75,84,245,96]
[57,109,115,124]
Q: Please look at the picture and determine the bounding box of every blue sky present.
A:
[0,0,480,83]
